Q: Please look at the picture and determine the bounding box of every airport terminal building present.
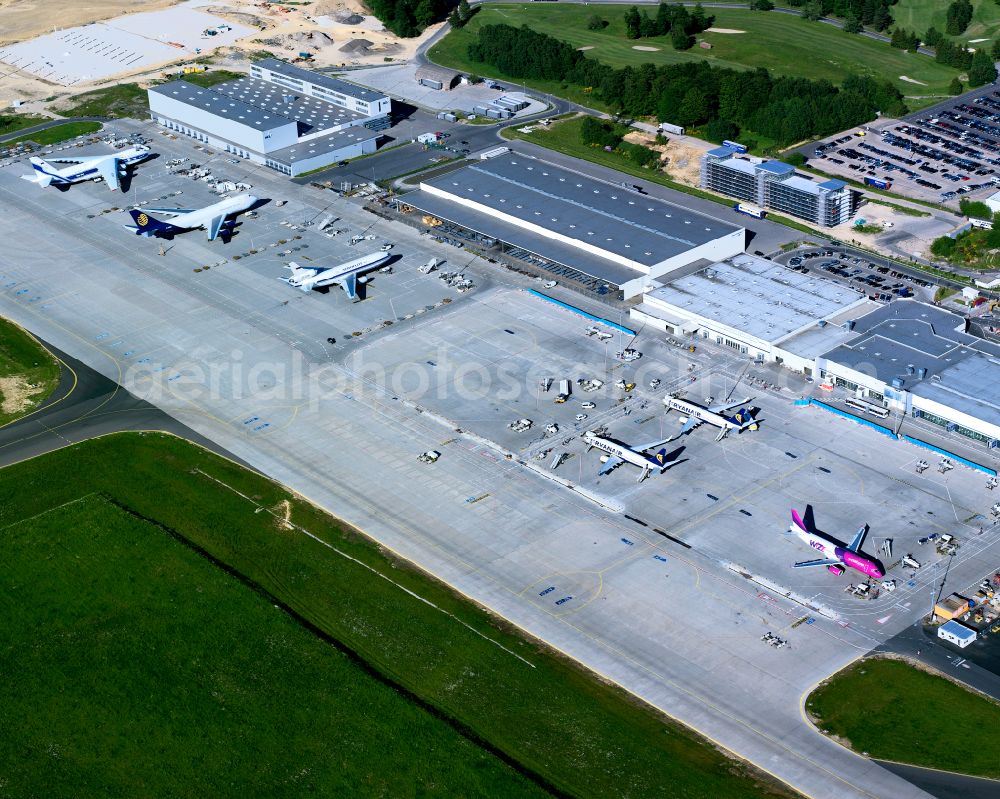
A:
[147,59,390,176]
[701,147,861,227]
[399,154,746,298]
[637,258,1000,445]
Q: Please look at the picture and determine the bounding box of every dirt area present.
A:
[0,375,42,417]
[0,0,441,112]
[623,129,705,186]
[0,0,178,46]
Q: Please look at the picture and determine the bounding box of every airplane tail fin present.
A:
[126,208,172,236]
[790,508,810,534]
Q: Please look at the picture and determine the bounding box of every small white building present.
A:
[984,189,1000,216]
[938,619,977,648]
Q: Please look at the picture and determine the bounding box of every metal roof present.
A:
[253,58,386,102]
[909,354,1000,427]
[819,178,847,191]
[149,80,294,131]
[757,160,794,176]
[420,156,741,268]
[403,189,643,286]
[267,126,378,165]
[822,300,1000,387]
[940,620,977,640]
[706,146,737,158]
[215,76,366,132]
[646,254,867,343]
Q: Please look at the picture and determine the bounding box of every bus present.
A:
[734,202,766,219]
[722,140,748,154]
[845,397,890,418]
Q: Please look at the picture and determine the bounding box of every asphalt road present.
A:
[0,339,247,470]
[875,761,1000,799]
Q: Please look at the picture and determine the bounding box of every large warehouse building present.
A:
[636,256,1000,447]
[147,59,390,176]
[632,254,877,371]
[400,155,745,298]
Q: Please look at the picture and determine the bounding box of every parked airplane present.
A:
[788,508,884,578]
[279,251,391,300]
[124,193,257,240]
[21,146,150,191]
[664,396,758,441]
[582,430,682,483]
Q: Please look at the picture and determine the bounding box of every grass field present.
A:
[180,69,244,88]
[0,434,797,799]
[502,115,817,234]
[52,83,149,119]
[808,658,1000,777]
[0,316,60,427]
[893,0,1000,43]
[0,495,546,798]
[429,4,960,103]
[0,112,50,139]
[3,120,102,147]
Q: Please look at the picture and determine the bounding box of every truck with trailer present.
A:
[658,122,685,136]
[864,177,892,190]
[722,140,749,154]
[554,379,571,403]
[734,202,766,219]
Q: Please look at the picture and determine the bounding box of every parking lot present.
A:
[773,246,936,304]
[804,90,1000,207]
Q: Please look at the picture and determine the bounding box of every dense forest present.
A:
[366,0,451,37]
[467,23,907,147]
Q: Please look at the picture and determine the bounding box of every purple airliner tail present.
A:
[790,508,809,533]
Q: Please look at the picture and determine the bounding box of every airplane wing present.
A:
[139,207,196,215]
[708,396,753,414]
[793,558,841,569]
[634,436,675,452]
[847,525,868,553]
[207,214,226,241]
[96,157,121,191]
[675,417,703,437]
[598,456,623,475]
[42,155,88,164]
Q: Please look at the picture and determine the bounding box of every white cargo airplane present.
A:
[664,396,758,442]
[280,251,392,301]
[21,146,151,191]
[124,193,258,241]
[582,430,682,483]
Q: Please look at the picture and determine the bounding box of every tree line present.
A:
[467,23,908,147]
[365,0,451,37]
[889,26,999,88]
[783,0,897,31]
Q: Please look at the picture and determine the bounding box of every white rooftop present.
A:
[0,6,251,86]
[646,254,869,344]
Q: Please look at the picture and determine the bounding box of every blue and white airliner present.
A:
[280,251,392,301]
[21,146,151,191]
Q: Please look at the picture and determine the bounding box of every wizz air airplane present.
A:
[788,508,884,578]
[582,430,682,483]
[124,193,258,241]
[21,146,150,191]
[664,396,758,442]
[280,251,391,301]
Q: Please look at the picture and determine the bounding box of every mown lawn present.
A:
[429,4,961,103]
[0,316,60,427]
[0,433,799,799]
[808,658,1000,777]
[0,494,547,798]
[892,0,1000,43]
[4,120,102,147]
